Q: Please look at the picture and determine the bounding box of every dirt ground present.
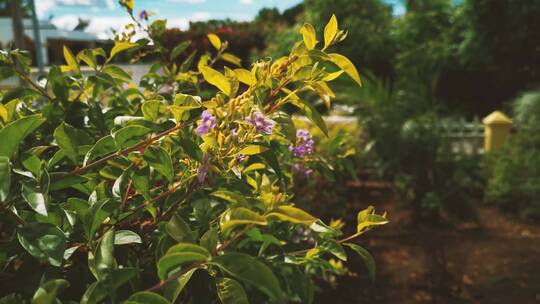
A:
[315,182,540,304]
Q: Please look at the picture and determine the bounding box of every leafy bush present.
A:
[485,90,540,219]
[356,76,479,222]
[0,5,387,304]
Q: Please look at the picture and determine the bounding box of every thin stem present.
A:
[63,118,196,178]
[12,63,54,101]
[287,231,366,256]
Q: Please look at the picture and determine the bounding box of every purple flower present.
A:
[245,111,275,135]
[293,163,313,177]
[289,129,315,157]
[138,10,148,20]
[196,110,216,136]
[235,154,246,163]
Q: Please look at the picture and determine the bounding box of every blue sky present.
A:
[37,0,404,39]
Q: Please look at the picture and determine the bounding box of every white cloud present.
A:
[51,14,80,30]
[36,0,114,18]
[167,0,206,3]
[240,0,254,4]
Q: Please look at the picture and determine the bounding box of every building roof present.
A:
[0,17,100,44]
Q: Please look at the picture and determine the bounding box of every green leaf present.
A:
[132,166,151,200]
[170,41,191,60]
[329,53,361,86]
[102,64,132,82]
[323,14,338,50]
[266,206,316,225]
[53,122,80,164]
[238,145,268,156]
[142,100,163,121]
[220,208,267,233]
[80,281,107,304]
[17,223,66,267]
[211,253,283,301]
[0,114,45,159]
[170,105,199,123]
[49,174,88,191]
[63,46,79,73]
[125,292,170,304]
[32,278,70,304]
[22,183,47,216]
[157,243,210,279]
[273,112,296,143]
[144,146,174,182]
[83,199,111,238]
[178,138,202,161]
[112,125,151,149]
[344,243,376,281]
[77,49,97,69]
[92,228,116,281]
[200,227,218,252]
[114,230,142,245]
[0,156,10,202]
[207,33,222,50]
[166,212,194,243]
[109,41,138,60]
[84,135,116,166]
[289,98,328,136]
[216,277,249,304]
[210,190,248,206]
[162,268,198,303]
[321,240,347,261]
[200,66,231,96]
[299,23,317,50]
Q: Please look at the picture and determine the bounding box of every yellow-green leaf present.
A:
[109,41,138,60]
[323,14,338,50]
[169,105,199,123]
[243,162,265,173]
[233,68,256,86]
[200,66,231,96]
[238,145,268,155]
[323,70,344,81]
[221,53,241,66]
[0,104,8,123]
[63,46,79,73]
[220,208,267,232]
[207,33,222,50]
[266,206,316,225]
[329,53,362,86]
[299,23,317,50]
[356,206,388,233]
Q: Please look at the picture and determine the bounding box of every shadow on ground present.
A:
[314,182,540,304]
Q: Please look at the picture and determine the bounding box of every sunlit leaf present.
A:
[0,114,45,159]
[266,205,316,225]
[220,208,267,232]
[200,66,231,96]
[299,23,317,50]
[323,14,338,50]
[329,53,362,86]
[207,33,222,50]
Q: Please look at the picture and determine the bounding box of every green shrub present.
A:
[0,6,388,303]
[485,90,540,219]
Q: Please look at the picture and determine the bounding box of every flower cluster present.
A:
[245,111,275,135]
[196,110,216,136]
[289,129,315,157]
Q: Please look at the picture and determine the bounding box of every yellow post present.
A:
[482,111,513,152]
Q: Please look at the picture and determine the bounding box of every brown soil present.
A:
[315,182,540,304]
